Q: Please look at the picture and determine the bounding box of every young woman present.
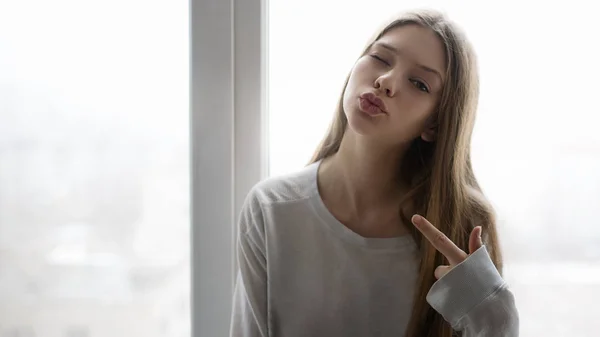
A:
[230,9,519,337]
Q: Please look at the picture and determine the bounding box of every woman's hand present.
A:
[411,214,483,280]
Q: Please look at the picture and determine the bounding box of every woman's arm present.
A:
[411,215,519,336]
[230,191,269,337]
[426,246,520,336]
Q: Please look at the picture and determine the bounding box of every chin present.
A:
[345,106,382,137]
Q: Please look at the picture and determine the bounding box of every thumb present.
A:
[469,226,483,254]
[434,265,452,279]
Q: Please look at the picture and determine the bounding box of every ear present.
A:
[420,124,437,142]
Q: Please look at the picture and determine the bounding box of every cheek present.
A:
[346,60,373,90]
[398,97,435,120]
[342,74,360,112]
[342,91,357,126]
[405,97,436,116]
[395,89,438,114]
[387,100,437,139]
[343,62,374,107]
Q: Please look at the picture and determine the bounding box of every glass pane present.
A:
[268,1,600,336]
[0,1,190,337]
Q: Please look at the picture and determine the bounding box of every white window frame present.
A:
[190,0,268,335]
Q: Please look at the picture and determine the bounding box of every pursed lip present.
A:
[359,92,388,113]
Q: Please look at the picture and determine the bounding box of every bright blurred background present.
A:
[0,1,190,336]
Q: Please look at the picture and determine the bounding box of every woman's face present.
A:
[343,24,447,145]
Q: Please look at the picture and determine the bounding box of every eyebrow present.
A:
[373,42,444,83]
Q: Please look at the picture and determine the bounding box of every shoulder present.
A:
[246,162,320,207]
[238,162,320,231]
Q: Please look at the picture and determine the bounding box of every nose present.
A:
[374,72,399,97]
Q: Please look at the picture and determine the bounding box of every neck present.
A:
[319,129,410,214]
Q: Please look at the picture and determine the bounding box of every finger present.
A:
[434,265,452,279]
[468,226,483,255]
[411,214,467,265]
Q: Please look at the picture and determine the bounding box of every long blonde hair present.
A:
[308,9,503,337]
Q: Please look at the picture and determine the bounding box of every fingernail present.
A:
[412,214,421,224]
[478,226,482,238]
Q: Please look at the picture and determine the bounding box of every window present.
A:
[268,1,600,335]
[0,1,190,336]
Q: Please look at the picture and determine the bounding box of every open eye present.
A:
[410,79,430,93]
[369,54,390,66]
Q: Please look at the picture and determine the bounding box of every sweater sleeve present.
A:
[426,246,520,336]
[230,190,269,337]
